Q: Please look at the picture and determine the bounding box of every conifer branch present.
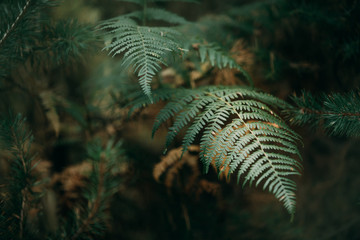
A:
[66,139,124,240]
[0,114,37,239]
[70,158,105,240]
[0,0,31,49]
[286,91,360,137]
[298,107,360,117]
[19,192,25,239]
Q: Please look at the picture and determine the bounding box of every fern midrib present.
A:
[206,91,293,210]
[0,0,31,50]
[137,26,150,91]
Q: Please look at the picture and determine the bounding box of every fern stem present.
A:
[136,26,153,100]
[0,0,31,50]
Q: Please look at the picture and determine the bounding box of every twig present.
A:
[181,203,191,231]
[300,107,360,117]
[10,124,29,239]
[19,192,26,239]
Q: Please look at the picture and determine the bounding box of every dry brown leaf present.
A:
[153,145,200,190]
[153,145,222,199]
[214,39,255,86]
[196,179,221,197]
[51,161,92,208]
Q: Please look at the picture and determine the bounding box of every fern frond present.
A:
[128,86,302,216]
[99,17,183,98]
[286,91,360,137]
[196,42,253,86]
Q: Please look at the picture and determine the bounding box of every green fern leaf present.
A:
[128,86,302,216]
[99,17,182,98]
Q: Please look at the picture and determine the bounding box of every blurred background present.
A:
[1,0,360,239]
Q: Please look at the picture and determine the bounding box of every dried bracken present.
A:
[51,162,92,209]
[153,145,200,189]
[153,145,222,198]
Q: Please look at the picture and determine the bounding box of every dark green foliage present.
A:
[0,114,38,240]
[286,91,360,137]
[0,0,96,79]
[0,0,53,77]
[38,19,98,67]
[52,139,124,240]
[123,8,189,25]
[128,86,303,216]
[0,114,124,240]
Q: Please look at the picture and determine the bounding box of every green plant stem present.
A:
[10,124,29,239]
[299,107,360,117]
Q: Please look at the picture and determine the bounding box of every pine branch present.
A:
[67,139,124,240]
[0,0,31,50]
[285,91,360,137]
[0,0,56,78]
[70,159,105,240]
[0,113,38,239]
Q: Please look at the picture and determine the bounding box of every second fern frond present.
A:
[99,16,183,99]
